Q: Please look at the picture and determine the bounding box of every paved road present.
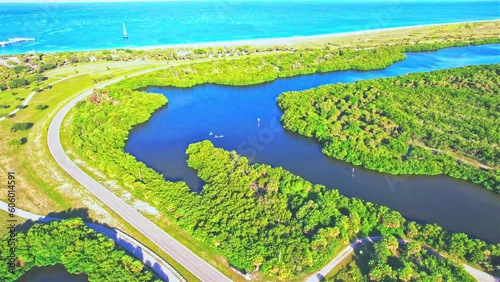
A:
[0,201,183,282]
[306,236,500,282]
[47,68,231,282]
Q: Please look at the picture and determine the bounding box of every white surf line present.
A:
[0,201,184,282]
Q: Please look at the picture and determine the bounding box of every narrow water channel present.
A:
[125,44,500,243]
[17,265,88,282]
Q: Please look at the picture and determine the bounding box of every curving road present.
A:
[306,236,500,282]
[0,201,183,282]
[47,68,231,282]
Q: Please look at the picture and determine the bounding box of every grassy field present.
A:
[0,20,498,281]
[0,87,32,118]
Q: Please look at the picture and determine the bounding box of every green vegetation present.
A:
[115,40,499,91]
[0,20,484,280]
[405,221,498,272]
[69,79,500,278]
[8,137,27,147]
[68,81,500,278]
[117,47,407,89]
[0,218,158,282]
[0,58,207,281]
[68,41,500,279]
[35,104,48,111]
[10,122,33,132]
[188,143,499,278]
[185,141,407,278]
[330,236,475,282]
[6,78,28,89]
[331,263,365,281]
[278,65,499,192]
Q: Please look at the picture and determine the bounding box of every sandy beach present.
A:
[133,19,499,51]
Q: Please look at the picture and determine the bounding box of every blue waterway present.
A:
[126,44,500,243]
[1,1,499,54]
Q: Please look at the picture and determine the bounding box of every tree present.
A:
[7,78,28,89]
[406,241,422,256]
[10,122,34,132]
[26,74,44,84]
[35,104,49,110]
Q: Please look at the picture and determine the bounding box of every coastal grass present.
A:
[0,20,498,281]
[287,20,500,49]
[120,20,498,53]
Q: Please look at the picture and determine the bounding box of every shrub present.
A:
[36,104,49,110]
[38,63,55,72]
[7,78,28,89]
[194,48,206,54]
[8,139,22,147]
[13,65,27,74]
[10,122,34,132]
[26,74,45,84]
[8,137,27,147]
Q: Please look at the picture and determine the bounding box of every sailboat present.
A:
[123,22,128,39]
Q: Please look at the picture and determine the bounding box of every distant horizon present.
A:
[0,0,495,3]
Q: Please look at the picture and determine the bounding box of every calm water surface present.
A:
[1,1,499,54]
[17,265,88,282]
[126,44,500,243]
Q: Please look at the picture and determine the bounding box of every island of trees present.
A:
[0,218,159,282]
[278,64,499,192]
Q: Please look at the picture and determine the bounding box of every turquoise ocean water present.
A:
[1,1,499,54]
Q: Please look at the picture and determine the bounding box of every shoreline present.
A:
[133,19,500,51]
[1,19,499,55]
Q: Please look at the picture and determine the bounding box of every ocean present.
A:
[1,1,499,54]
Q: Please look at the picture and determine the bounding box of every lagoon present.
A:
[125,44,500,243]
